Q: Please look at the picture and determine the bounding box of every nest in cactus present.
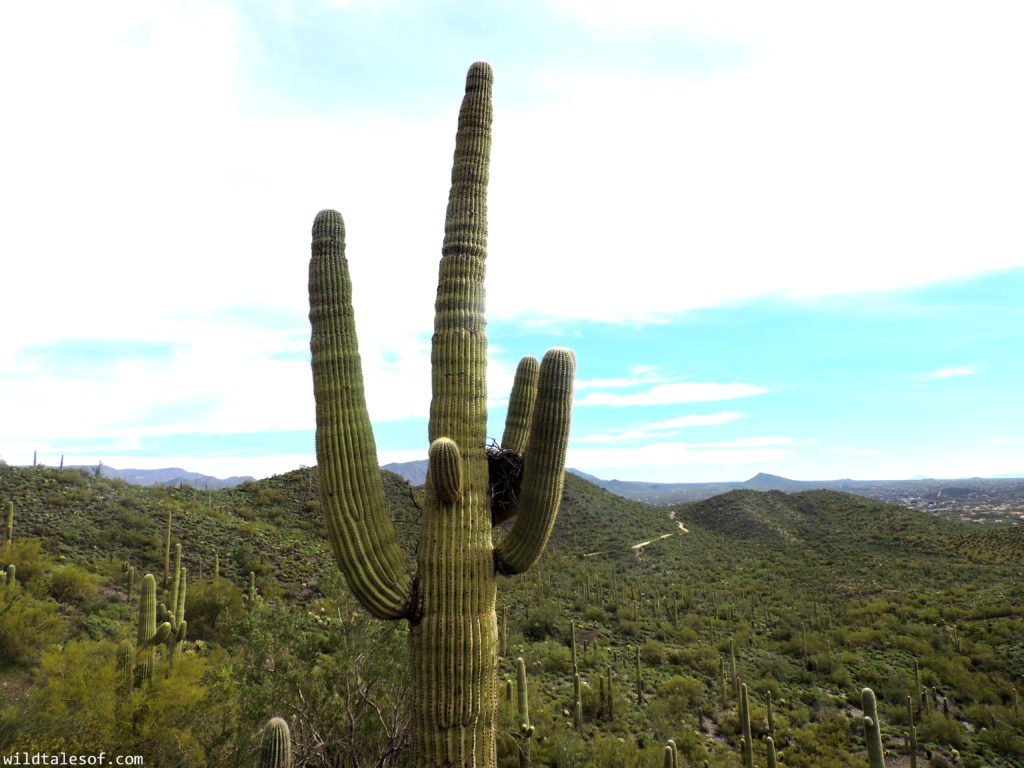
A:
[487,440,524,525]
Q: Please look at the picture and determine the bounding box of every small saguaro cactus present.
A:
[135,574,172,687]
[5,564,15,589]
[666,739,678,768]
[739,683,753,768]
[906,695,918,768]
[515,657,534,768]
[308,62,574,767]
[4,501,12,550]
[161,511,172,591]
[258,717,292,768]
[115,639,134,693]
[862,687,885,768]
[766,735,778,768]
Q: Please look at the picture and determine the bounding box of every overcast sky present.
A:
[2,1,1022,482]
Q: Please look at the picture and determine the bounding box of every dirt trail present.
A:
[583,509,689,557]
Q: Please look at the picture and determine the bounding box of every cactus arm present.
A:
[310,210,414,620]
[429,438,464,504]
[500,356,539,455]
[493,348,575,574]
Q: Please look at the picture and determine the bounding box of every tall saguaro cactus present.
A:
[135,573,171,687]
[309,62,575,767]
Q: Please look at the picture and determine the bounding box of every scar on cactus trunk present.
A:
[309,62,574,768]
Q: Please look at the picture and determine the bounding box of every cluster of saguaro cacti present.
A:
[862,687,885,768]
[258,717,292,768]
[157,543,187,660]
[242,570,258,607]
[135,573,172,687]
[308,61,574,767]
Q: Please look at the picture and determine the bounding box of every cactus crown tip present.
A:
[313,209,344,236]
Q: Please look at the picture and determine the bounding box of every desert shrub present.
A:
[540,643,572,674]
[640,639,666,665]
[657,675,703,710]
[46,564,100,607]
[0,586,67,667]
[918,712,965,747]
[583,605,607,623]
[978,725,1024,755]
[184,578,244,646]
[4,538,53,585]
[522,605,560,641]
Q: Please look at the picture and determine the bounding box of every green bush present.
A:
[46,564,100,607]
[0,586,67,667]
[918,712,965,747]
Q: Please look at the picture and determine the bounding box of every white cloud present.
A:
[922,366,979,380]
[575,373,671,390]
[575,410,743,442]
[577,382,767,406]
[650,411,743,429]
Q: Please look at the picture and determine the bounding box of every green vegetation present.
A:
[0,463,1022,764]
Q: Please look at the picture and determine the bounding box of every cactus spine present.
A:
[258,717,292,768]
[135,573,172,687]
[862,687,885,768]
[308,62,574,767]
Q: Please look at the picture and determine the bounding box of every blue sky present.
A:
[2,1,1022,481]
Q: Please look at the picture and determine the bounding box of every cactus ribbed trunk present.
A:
[411,60,497,766]
[309,62,574,768]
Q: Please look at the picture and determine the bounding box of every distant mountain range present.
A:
[61,465,254,490]
[377,459,1024,508]
[28,457,1024,503]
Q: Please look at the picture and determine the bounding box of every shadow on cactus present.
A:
[308,61,575,767]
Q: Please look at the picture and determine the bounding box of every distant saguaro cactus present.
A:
[4,501,12,550]
[258,717,292,768]
[308,62,574,767]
